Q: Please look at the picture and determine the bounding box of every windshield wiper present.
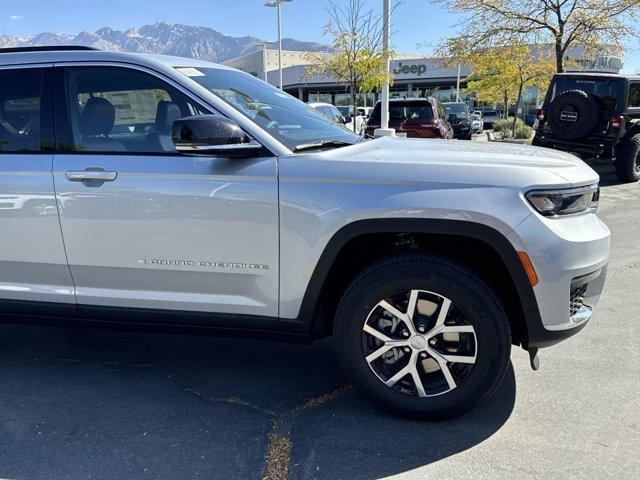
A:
[294,140,355,152]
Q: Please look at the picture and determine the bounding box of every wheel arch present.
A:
[296,218,541,349]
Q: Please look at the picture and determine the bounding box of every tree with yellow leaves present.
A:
[431,0,639,73]
[305,0,395,131]
[443,42,557,134]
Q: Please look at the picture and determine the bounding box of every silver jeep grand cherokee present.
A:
[0,47,610,419]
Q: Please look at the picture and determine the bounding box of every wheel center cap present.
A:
[410,335,427,350]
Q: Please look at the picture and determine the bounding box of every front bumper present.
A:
[508,210,611,348]
[451,123,472,138]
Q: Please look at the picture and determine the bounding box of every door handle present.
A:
[65,170,118,182]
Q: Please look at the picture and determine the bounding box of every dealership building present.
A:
[224,50,472,108]
[223,48,624,115]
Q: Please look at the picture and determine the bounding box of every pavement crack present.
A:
[263,428,293,480]
[157,370,352,480]
[263,384,353,480]
[304,385,352,409]
[158,371,278,417]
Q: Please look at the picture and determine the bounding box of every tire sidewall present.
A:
[615,134,640,183]
[335,257,510,418]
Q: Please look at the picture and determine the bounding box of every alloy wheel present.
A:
[362,289,477,397]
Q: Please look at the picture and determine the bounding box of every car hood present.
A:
[293,137,599,189]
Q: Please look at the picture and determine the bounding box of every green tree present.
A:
[431,0,640,72]
[305,0,395,130]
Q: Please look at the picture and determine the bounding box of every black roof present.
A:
[0,46,99,54]
[556,71,639,81]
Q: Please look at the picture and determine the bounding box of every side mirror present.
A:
[172,115,262,158]
[447,113,458,123]
[342,116,349,124]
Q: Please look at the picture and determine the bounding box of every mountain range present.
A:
[0,22,331,62]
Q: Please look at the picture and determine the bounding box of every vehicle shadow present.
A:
[0,323,515,480]
[591,163,620,187]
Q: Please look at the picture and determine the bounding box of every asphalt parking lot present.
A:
[0,165,638,480]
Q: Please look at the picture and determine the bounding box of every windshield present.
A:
[443,103,469,117]
[177,67,359,150]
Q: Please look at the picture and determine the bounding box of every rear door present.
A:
[52,64,279,327]
[0,65,76,312]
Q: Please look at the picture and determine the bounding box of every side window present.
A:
[629,83,640,109]
[64,67,209,153]
[0,68,48,153]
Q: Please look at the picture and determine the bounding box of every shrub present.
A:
[491,117,513,133]
[492,117,533,140]
[513,122,533,139]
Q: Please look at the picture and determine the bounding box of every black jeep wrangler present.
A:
[533,73,640,182]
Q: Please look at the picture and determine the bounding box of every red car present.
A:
[364,98,454,139]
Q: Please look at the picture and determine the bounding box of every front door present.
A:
[52,66,279,325]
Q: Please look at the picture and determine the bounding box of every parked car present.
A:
[533,72,640,182]
[470,113,484,134]
[0,46,610,420]
[481,109,502,129]
[308,102,348,126]
[442,102,473,140]
[336,105,367,134]
[364,98,454,139]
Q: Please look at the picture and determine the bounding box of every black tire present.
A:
[615,134,640,183]
[334,253,511,420]
[547,89,599,141]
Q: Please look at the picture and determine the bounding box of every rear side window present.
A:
[549,77,620,110]
[0,69,47,153]
[629,83,640,108]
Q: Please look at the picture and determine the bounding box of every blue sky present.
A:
[1,0,638,72]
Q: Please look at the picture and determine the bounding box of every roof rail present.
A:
[0,46,100,54]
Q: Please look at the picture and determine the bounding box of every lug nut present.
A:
[417,325,426,333]
[402,329,410,337]
[429,338,437,346]
[420,352,428,359]
[404,347,411,353]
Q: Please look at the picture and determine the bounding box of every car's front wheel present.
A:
[334,254,511,419]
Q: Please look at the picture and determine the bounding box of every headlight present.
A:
[525,184,599,217]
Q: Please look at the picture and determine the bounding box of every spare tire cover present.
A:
[547,89,599,141]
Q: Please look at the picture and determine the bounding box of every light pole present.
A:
[264,0,293,90]
[374,0,395,137]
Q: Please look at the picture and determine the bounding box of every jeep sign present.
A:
[393,62,428,76]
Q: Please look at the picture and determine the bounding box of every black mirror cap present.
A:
[172,115,247,148]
